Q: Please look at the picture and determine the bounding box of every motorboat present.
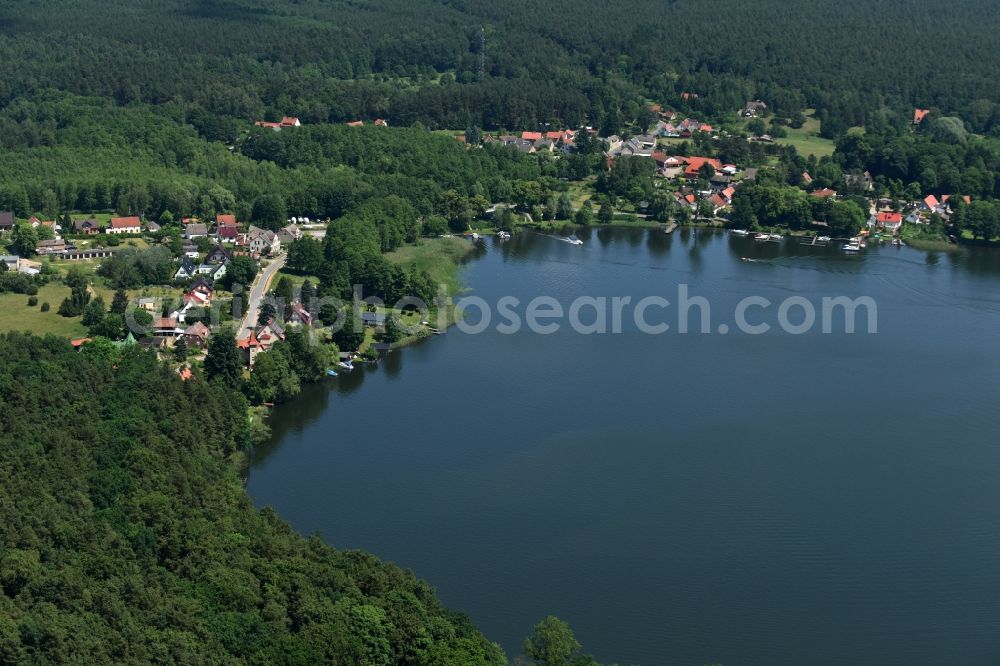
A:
[768,233,783,242]
[731,229,749,236]
[562,235,583,245]
[753,233,769,241]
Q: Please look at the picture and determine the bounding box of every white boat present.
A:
[768,233,783,242]
[842,242,861,252]
[496,231,512,240]
[561,235,583,245]
[731,229,749,236]
[336,361,354,370]
[817,236,831,242]
[753,233,769,241]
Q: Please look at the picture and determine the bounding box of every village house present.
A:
[136,297,157,313]
[276,224,302,245]
[145,220,161,233]
[237,330,264,367]
[810,188,838,199]
[35,238,66,256]
[913,108,931,125]
[73,219,101,235]
[107,216,142,234]
[255,116,302,130]
[205,245,231,265]
[743,100,768,117]
[0,211,13,232]
[287,303,313,327]
[153,316,183,338]
[182,321,211,349]
[256,319,285,349]
[196,261,228,282]
[247,225,280,256]
[683,156,723,179]
[869,211,903,234]
[921,194,943,214]
[184,223,209,240]
[175,257,197,280]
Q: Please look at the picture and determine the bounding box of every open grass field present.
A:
[386,236,474,295]
[0,283,89,338]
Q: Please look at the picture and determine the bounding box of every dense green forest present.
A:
[2,0,1000,133]
[0,334,506,663]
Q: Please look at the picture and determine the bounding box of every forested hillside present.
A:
[0,333,505,664]
[1,0,999,133]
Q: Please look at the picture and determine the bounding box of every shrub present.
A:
[27,296,38,307]
[40,302,50,312]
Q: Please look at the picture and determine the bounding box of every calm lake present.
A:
[248,228,1000,665]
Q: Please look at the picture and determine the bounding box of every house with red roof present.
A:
[521,131,543,141]
[709,193,729,215]
[374,118,388,127]
[107,216,142,234]
[810,188,838,199]
[237,329,264,367]
[913,108,931,125]
[683,156,722,178]
[346,120,364,127]
[921,194,941,212]
[870,211,903,233]
[280,116,301,127]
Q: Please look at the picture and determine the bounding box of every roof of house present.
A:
[924,194,940,208]
[186,223,209,235]
[684,156,722,176]
[913,108,931,124]
[280,116,300,126]
[153,316,178,329]
[176,257,196,274]
[109,216,142,229]
[237,329,261,350]
[722,186,736,200]
[521,131,543,141]
[74,219,99,230]
[0,211,13,228]
[346,120,364,127]
[811,188,837,199]
[216,214,237,226]
[183,322,211,339]
[178,367,194,381]
[877,212,903,224]
[70,337,92,348]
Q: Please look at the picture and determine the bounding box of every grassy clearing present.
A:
[386,236,473,295]
[0,284,89,338]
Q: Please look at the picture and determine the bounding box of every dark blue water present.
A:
[248,228,1000,665]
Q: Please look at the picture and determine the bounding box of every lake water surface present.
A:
[248,228,1000,665]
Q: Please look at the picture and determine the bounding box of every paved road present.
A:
[238,253,285,339]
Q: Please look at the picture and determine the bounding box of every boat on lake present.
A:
[817,236,831,242]
[326,369,338,377]
[768,233,783,242]
[731,229,749,236]
[497,231,511,240]
[753,233,769,241]
[842,241,861,252]
[561,235,583,245]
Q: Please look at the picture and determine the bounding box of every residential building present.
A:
[247,225,280,256]
[184,223,209,239]
[107,216,142,234]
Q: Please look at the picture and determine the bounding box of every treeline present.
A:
[835,115,1000,199]
[0,333,506,663]
[2,0,1000,134]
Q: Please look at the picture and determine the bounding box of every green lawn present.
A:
[0,284,89,338]
[386,236,473,295]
